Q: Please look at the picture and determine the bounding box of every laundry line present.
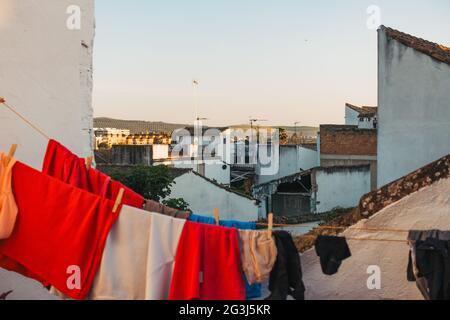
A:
[1,97,50,140]
[257,222,410,234]
[298,234,407,243]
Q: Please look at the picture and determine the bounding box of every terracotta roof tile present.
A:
[381,25,450,65]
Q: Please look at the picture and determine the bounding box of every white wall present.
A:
[298,146,318,171]
[0,0,95,300]
[172,160,230,185]
[378,28,450,187]
[358,117,375,129]
[204,162,231,185]
[169,172,259,221]
[152,144,169,160]
[314,167,371,213]
[0,0,95,170]
[257,146,317,184]
[345,106,360,125]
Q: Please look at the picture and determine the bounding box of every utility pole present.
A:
[249,118,268,165]
[294,121,301,145]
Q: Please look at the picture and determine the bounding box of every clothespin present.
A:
[214,208,219,226]
[0,97,5,104]
[112,188,125,213]
[6,144,17,165]
[85,156,93,170]
[268,213,273,238]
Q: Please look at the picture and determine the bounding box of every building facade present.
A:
[377,26,450,187]
[319,125,377,190]
[168,170,260,221]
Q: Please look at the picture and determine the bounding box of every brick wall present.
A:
[320,125,377,156]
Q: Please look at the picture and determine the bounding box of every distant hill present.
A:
[229,124,319,138]
[94,117,319,137]
[94,117,189,134]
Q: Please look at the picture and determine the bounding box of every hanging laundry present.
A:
[266,231,305,300]
[314,235,352,276]
[105,178,145,209]
[87,167,111,198]
[187,213,261,299]
[188,213,256,229]
[144,199,191,220]
[407,230,450,300]
[188,213,216,225]
[42,139,144,208]
[51,206,186,300]
[168,221,246,300]
[238,229,277,285]
[0,161,120,300]
[0,153,18,240]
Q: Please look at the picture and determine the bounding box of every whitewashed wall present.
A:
[298,146,318,171]
[257,146,317,184]
[152,144,169,160]
[169,172,259,221]
[303,177,450,300]
[314,167,371,213]
[172,160,230,185]
[0,0,95,300]
[345,106,360,125]
[0,0,95,169]
[378,27,450,187]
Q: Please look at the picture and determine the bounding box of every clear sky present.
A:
[93,0,450,127]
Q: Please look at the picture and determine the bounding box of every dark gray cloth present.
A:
[407,230,450,300]
[265,231,305,300]
[315,235,351,276]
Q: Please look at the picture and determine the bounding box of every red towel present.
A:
[168,221,246,300]
[0,162,120,300]
[42,139,144,208]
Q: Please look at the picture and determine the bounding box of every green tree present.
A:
[109,165,174,202]
[279,128,289,145]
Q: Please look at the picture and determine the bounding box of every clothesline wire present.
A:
[256,222,410,233]
[299,234,407,243]
[1,100,50,140]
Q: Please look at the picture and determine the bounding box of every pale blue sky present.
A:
[93,0,450,126]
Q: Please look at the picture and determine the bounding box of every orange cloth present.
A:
[239,230,277,285]
[0,153,18,240]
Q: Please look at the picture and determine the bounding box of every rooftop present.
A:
[381,25,450,66]
[320,124,376,133]
[345,103,378,118]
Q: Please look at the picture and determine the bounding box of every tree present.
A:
[109,165,174,202]
[279,128,289,145]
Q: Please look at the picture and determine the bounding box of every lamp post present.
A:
[294,121,301,145]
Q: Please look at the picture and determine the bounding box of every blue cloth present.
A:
[188,213,262,299]
[188,213,216,225]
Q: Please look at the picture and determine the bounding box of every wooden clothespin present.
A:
[112,188,125,213]
[6,144,17,165]
[85,156,93,170]
[214,208,219,226]
[268,213,273,238]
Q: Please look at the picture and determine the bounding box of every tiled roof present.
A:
[320,124,359,132]
[345,103,364,113]
[381,25,450,65]
[345,103,378,118]
[174,169,258,202]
